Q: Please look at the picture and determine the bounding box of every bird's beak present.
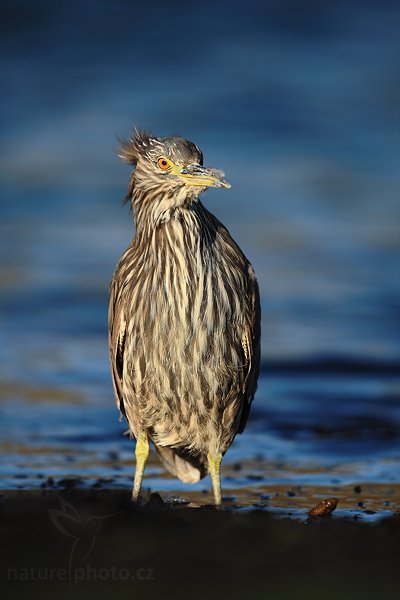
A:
[176,164,231,189]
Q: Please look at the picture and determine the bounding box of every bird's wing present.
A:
[238,269,261,434]
[108,278,127,418]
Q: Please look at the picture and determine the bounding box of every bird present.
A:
[108,129,260,505]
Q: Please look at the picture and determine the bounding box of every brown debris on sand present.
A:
[308,497,338,517]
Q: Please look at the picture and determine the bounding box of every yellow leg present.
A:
[207,452,222,506]
[131,432,149,502]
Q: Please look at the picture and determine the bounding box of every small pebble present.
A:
[57,478,82,489]
[164,495,190,505]
[145,492,167,510]
[308,497,338,517]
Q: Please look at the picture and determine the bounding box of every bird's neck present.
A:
[131,187,217,247]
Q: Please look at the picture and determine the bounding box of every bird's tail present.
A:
[155,445,208,484]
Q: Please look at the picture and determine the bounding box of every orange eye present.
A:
[157,157,170,170]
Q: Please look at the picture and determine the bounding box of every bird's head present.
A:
[119,130,230,216]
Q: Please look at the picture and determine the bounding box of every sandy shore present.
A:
[1,488,399,599]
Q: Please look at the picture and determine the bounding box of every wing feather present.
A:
[237,270,261,434]
[108,279,127,418]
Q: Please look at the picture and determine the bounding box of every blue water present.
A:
[0,0,399,513]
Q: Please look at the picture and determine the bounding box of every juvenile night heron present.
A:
[108,130,260,505]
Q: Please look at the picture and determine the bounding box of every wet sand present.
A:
[2,488,399,600]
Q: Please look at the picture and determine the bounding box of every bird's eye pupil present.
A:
[158,157,170,170]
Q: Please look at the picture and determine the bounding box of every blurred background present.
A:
[0,0,398,514]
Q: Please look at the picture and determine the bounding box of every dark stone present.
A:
[145,492,167,511]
